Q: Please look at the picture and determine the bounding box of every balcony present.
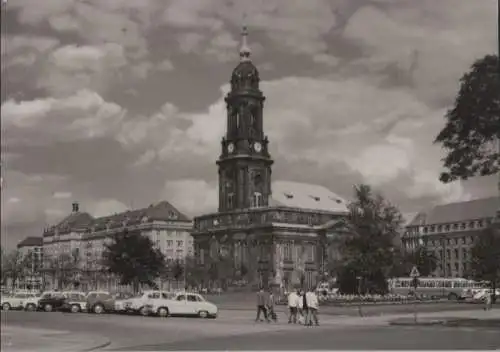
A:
[193,207,340,233]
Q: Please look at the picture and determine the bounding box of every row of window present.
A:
[226,192,264,209]
[437,247,470,261]
[407,218,491,236]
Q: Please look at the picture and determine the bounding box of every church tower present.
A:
[217,26,273,212]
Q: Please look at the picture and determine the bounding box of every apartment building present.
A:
[402,196,499,278]
[42,201,193,290]
[16,236,43,290]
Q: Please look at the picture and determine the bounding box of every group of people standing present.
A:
[255,287,319,326]
[287,288,319,326]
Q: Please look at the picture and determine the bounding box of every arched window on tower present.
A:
[251,192,262,208]
[227,193,234,210]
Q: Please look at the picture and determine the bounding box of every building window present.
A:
[446,249,451,259]
[477,220,483,227]
[283,242,292,261]
[227,193,234,209]
[454,249,459,259]
[445,225,450,231]
[452,224,458,230]
[251,192,262,208]
[167,240,173,247]
[469,221,475,229]
[176,240,184,247]
[437,225,442,232]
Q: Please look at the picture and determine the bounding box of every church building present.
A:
[192,26,350,290]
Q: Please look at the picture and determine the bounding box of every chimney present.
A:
[72,202,79,213]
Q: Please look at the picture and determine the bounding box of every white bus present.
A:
[387,277,486,300]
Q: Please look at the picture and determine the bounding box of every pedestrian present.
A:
[267,289,277,322]
[302,289,309,325]
[256,287,270,322]
[287,289,299,324]
[297,289,305,324]
[305,288,319,326]
[484,289,492,311]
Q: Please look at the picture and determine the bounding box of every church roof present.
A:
[407,196,499,226]
[17,236,43,248]
[44,201,190,236]
[270,181,349,214]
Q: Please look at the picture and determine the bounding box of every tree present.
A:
[337,185,404,294]
[434,54,499,183]
[102,229,165,293]
[2,250,26,289]
[469,226,500,294]
[391,247,438,278]
[44,251,80,290]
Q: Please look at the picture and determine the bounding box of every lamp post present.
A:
[356,275,363,317]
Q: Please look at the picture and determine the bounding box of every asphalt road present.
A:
[3,306,500,350]
[129,325,500,350]
[221,301,491,316]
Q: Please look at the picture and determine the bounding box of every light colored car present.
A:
[150,292,218,318]
[473,288,500,301]
[23,293,42,311]
[61,292,88,313]
[86,291,115,314]
[1,292,39,311]
[118,290,174,316]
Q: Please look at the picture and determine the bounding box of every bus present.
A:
[387,277,486,300]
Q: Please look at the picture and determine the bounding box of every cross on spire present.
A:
[239,21,251,62]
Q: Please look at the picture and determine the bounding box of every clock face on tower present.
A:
[227,143,235,153]
[253,142,262,152]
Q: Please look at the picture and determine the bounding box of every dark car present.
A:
[86,291,115,314]
[38,292,66,312]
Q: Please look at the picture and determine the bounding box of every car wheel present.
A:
[198,310,209,318]
[139,306,149,316]
[70,304,81,313]
[447,293,458,301]
[25,304,36,312]
[157,307,169,318]
[2,303,10,311]
[44,304,53,312]
[93,304,104,314]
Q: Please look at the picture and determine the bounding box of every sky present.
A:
[1,0,498,249]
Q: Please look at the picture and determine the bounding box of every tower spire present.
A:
[239,20,251,62]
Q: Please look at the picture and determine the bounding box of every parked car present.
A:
[61,292,88,313]
[23,293,42,311]
[117,291,173,316]
[1,292,39,311]
[149,292,218,318]
[37,292,67,312]
[86,291,115,314]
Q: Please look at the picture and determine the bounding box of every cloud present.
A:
[37,43,128,96]
[118,74,473,207]
[7,197,21,204]
[52,191,72,199]
[1,90,126,145]
[162,179,218,216]
[87,198,129,218]
[157,59,174,71]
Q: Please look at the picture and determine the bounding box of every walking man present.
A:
[267,289,277,322]
[287,289,299,324]
[256,287,270,322]
[305,288,319,326]
[300,289,308,325]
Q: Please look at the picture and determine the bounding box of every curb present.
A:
[82,340,111,351]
